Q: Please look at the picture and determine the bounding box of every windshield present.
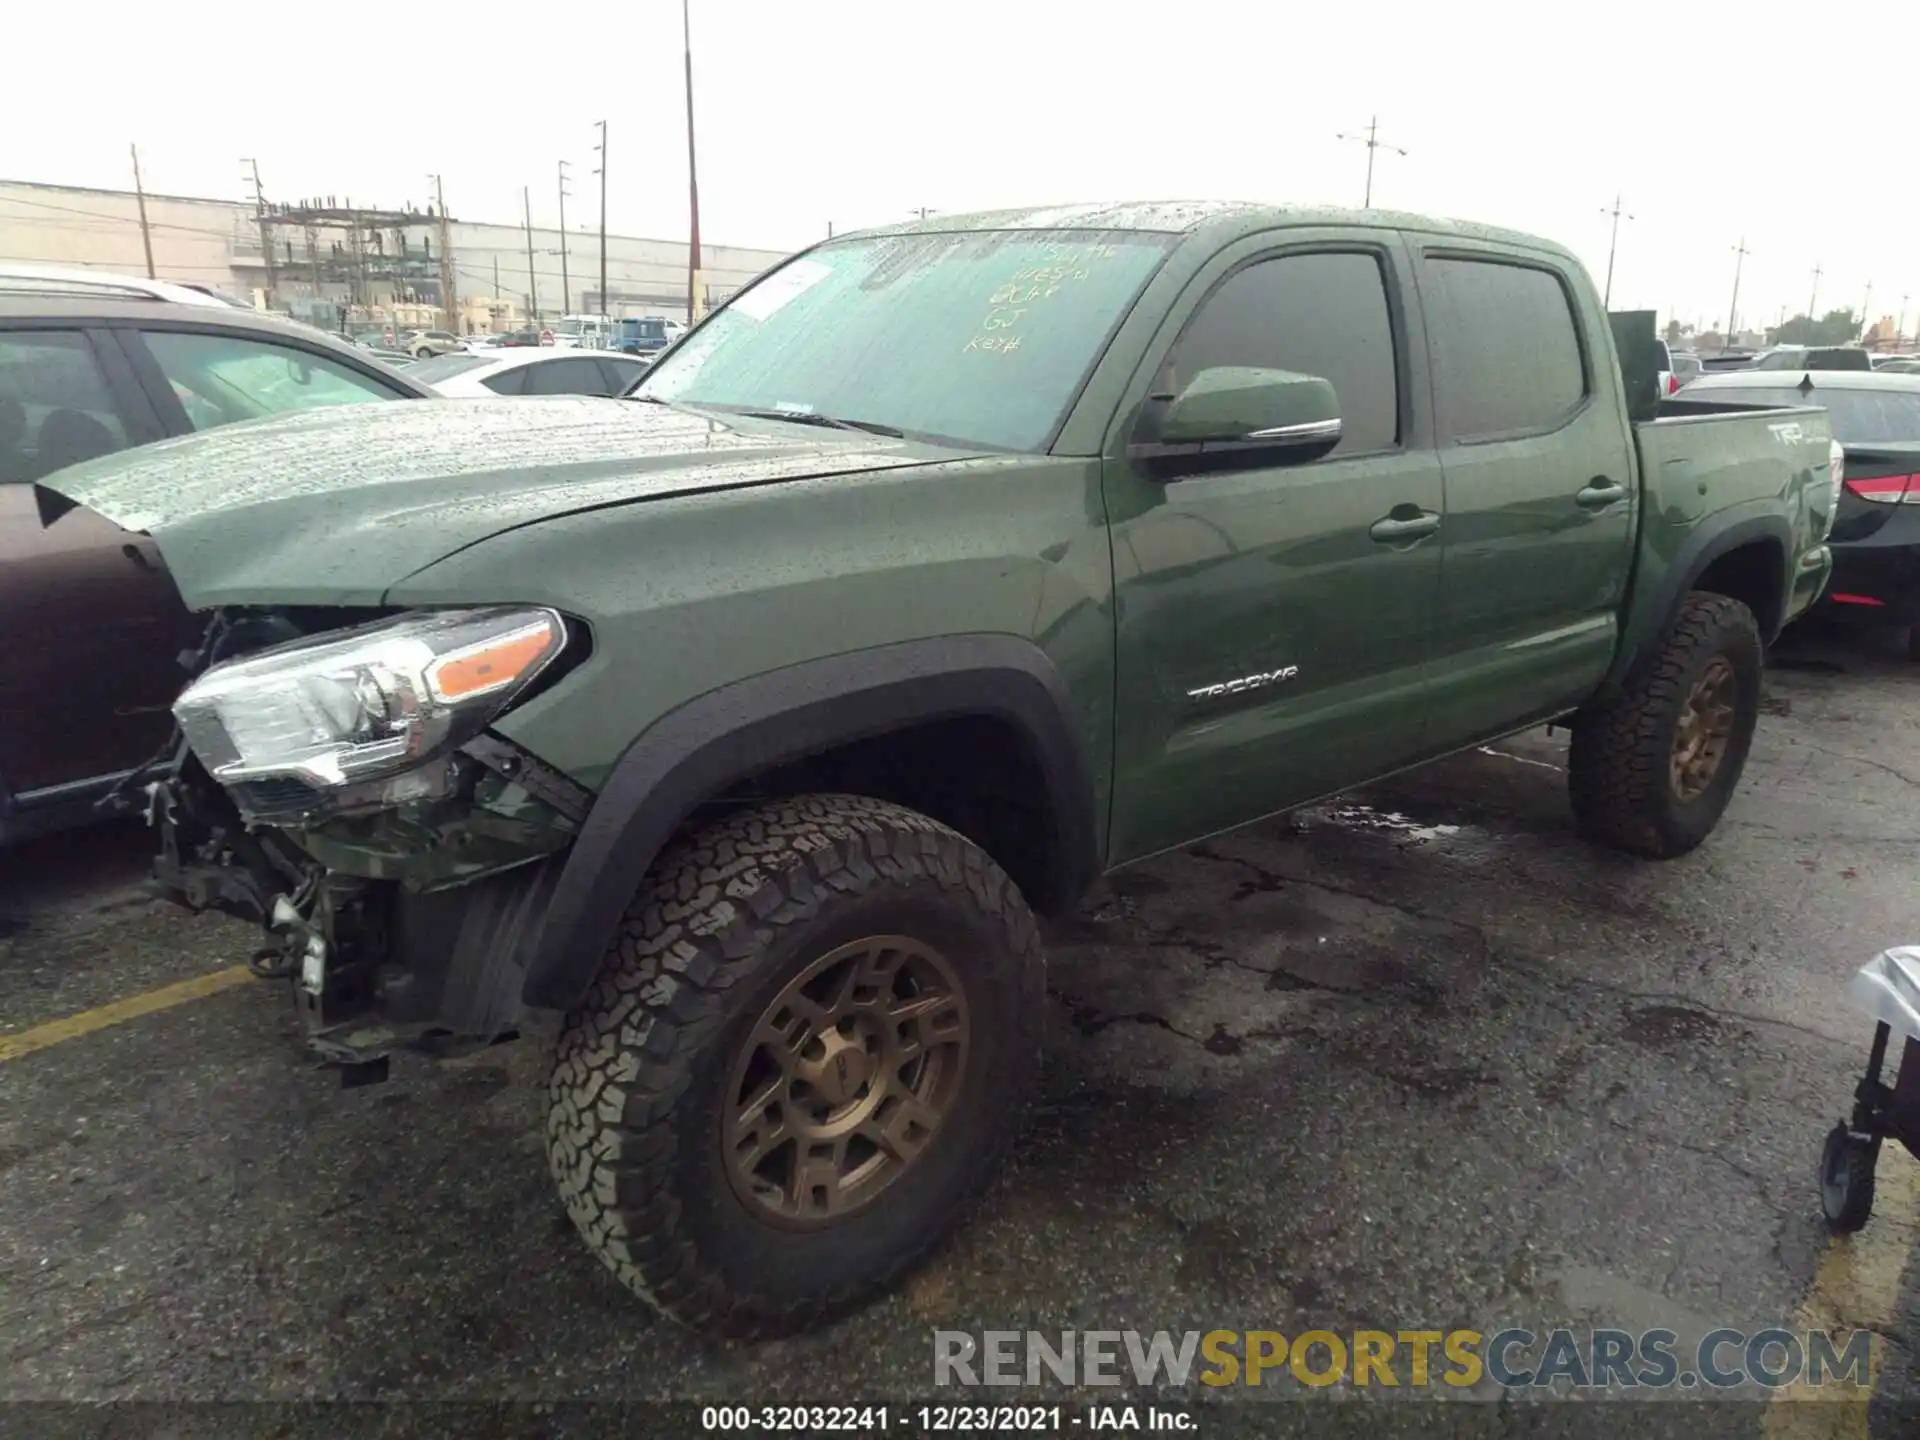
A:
[1711,385,1920,444]
[635,229,1177,450]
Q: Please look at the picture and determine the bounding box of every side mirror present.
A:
[1133,366,1343,477]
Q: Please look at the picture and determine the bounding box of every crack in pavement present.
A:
[1793,744,1920,791]
[1047,986,1204,1046]
[1601,1113,1779,1205]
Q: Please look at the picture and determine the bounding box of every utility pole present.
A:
[1898,295,1910,348]
[593,120,608,316]
[827,220,834,237]
[523,186,539,326]
[431,174,456,334]
[682,0,703,325]
[1860,280,1873,341]
[1726,239,1750,345]
[241,156,277,307]
[129,144,156,279]
[557,159,572,318]
[912,207,934,221]
[1808,262,1823,328]
[1600,194,1632,309]
[1336,116,1407,209]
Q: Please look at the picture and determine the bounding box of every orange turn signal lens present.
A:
[425,616,559,703]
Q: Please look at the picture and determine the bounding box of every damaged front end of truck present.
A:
[145,604,591,1083]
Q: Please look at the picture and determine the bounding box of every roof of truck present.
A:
[853,200,1570,257]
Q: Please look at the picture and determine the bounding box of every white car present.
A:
[407,346,654,397]
[0,262,243,309]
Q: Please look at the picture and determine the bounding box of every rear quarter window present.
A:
[1423,256,1589,441]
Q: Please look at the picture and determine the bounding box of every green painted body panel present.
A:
[41,201,1835,890]
[396,456,1119,842]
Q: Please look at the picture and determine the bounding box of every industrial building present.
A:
[0,177,790,335]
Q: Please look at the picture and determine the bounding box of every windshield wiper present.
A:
[731,408,906,439]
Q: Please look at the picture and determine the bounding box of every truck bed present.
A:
[1609,400,1835,684]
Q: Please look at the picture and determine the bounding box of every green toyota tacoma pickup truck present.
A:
[44,202,1837,1338]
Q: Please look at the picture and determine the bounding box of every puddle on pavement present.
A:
[1315,803,1463,845]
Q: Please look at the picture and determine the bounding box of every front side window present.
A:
[1423,257,1588,440]
[523,357,614,396]
[141,330,404,431]
[0,330,132,482]
[637,229,1177,451]
[1160,250,1401,457]
[601,356,650,393]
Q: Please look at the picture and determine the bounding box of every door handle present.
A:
[1576,477,1627,509]
[1369,510,1441,544]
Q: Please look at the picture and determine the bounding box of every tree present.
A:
[1775,308,1860,346]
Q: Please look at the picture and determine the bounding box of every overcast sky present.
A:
[7,1,1915,331]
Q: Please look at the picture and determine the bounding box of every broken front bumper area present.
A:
[149,735,588,1076]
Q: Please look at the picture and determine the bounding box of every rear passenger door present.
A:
[1415,246,1636,746]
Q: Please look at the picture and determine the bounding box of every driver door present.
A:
[1104,237,1446,863]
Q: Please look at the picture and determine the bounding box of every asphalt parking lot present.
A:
[3,626,1917,1431]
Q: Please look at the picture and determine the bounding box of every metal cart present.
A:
[1822,946,1920,1231]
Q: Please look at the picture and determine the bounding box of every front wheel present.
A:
[1820,1123,1877,1233]
[546,794,1044,1339]
[1568,591,1763,859]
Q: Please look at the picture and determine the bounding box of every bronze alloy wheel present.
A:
[1670,655,1736,802]
[723,935,970,1228]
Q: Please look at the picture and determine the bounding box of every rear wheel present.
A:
[1568,592,1763,858]
[546,793,1044,1338]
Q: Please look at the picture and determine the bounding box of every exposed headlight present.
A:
[173,607,566,790]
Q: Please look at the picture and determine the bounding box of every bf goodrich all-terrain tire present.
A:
[1568,591,1763,859]
[546,793,1045,1339]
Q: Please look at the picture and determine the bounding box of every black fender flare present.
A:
[520,635,1101,1010]
[1606,512,1794,693]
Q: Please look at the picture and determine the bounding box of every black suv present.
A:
[0,273,433,843]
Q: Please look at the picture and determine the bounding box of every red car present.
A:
[0,283,432,843]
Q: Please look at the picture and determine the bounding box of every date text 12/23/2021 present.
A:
[700,1406,1194,1432]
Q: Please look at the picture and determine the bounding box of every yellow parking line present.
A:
[1760,1142,1920,1438]
[0,964,255,1063]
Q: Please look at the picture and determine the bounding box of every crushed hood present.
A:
[39,397,958,608]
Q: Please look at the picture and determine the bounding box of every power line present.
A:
[1599,194,1632,309]
[0,192,248,240]
[1335,116,1407,208]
